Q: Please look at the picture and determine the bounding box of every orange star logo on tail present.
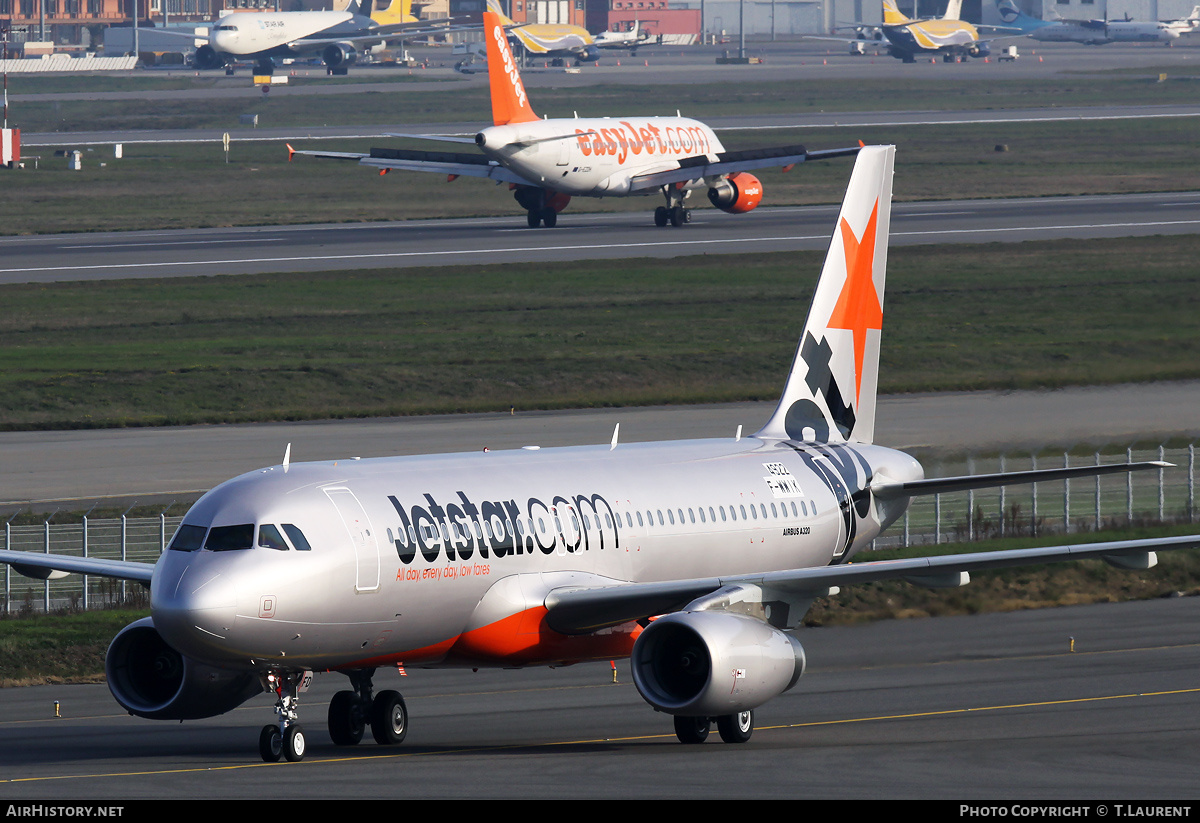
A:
[826,199,882,405]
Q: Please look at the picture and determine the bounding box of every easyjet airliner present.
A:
[2,146,1193,763]
[288,10,860,228]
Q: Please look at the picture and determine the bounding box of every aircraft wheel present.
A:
[717,710,754,744]
[259,724,282,762]
[284,723,307,762]
[673,715,710,744]
[328,690,365,746]
[541,207,558,228]
[670,206,690,227]
[526,210,541,228]
[371,690,408,745]
[654,206,669,227]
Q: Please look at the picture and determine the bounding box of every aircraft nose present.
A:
[152,559,240,663]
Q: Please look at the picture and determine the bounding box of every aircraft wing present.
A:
[627,144,861,192]
[873,460,1171,499]
[288,144,529,185]
[542,534,1200,634]
[0,549,155,584]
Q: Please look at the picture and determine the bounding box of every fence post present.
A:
[999,454,1006,537]
[82,514,89,612]
[1063,452,1070,534]
[121,514,128,604]
[967,456,975,542]
[903,508,909,548]
[1127,447,1134,523]
[1190,444,1195,523]
[1094,452,1101,531]
[1158,445,1165,521]
[935,493,941,544]
[1031,454,1038,537]
[43,519,51,613]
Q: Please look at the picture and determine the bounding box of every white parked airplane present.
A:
[593,18,651,52]
[2,145,1195,762]
[992,0,1179,44]
[1165,5,1200,35]
[181,0,453,74]
[288,10,860,228]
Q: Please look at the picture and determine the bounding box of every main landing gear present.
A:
[258,668,408,763]
[654,186,693,227]
[673,710,755,744]
[327,668,408,749]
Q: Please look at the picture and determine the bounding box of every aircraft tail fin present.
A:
[484,10,540,126]
[755,145,895,446]
[882,0,911,24]
[942,0,963,19]
[368,0,417,25]
[485,0,517,26]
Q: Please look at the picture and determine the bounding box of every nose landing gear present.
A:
[259,669,312,762]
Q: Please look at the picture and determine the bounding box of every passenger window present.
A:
[636,511,644,527]
[206,524,255,551]
[282,524,312,551]
[258,524,289,551]
[169,524,206,552]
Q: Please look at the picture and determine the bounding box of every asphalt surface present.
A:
[3,595,1199,798]
[2,191,1198,283]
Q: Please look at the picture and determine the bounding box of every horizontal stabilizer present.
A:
[872,460,1171,500]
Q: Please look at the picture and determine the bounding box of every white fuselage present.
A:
[1031,20,1179,43]
[210,11,375,58]
[150,436,921,672]
[476,116,725,197]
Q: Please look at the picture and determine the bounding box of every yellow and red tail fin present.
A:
[484,11,540,126]
[756,145,895,445]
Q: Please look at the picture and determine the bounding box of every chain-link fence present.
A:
[3,445,1196,613]
[3,515,183,615]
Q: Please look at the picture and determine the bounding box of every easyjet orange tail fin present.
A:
[484,11,540,126]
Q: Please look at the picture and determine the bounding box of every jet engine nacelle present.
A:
[630,611,806,716]
[322,43,359,68]
[192,44,227,70]
[968,42,992,58]
[105,617,261,721]
[707,172,764,214]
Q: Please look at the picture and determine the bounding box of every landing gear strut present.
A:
[259,669,311,762]
[654,186,692,228]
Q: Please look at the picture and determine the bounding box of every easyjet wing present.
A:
[628,144,861,192]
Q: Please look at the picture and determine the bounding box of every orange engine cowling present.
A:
[707,172,764,214]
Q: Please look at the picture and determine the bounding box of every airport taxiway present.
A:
[2,190,1198,284]
[2,595,1198,798]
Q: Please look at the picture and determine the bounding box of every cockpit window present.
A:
[216,24,238,30]
[205,524,255,551]
[281,523,312,551]
[258,524,289,551]
[169,524,207,552]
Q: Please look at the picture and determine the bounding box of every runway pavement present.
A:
[2,191,1198,284]
[2,595,1198,798]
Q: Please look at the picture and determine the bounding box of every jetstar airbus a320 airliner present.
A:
[2,146,1194,763]
[288,11,859,228]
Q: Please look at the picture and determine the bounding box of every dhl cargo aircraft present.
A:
[2,145,1195,762]
[288,10,860,228]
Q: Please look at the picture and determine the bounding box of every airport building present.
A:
[0,0,1195,49]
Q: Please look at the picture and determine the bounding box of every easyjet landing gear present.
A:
[673,711,754,744]
[514,186,563,228]
[655,188,692,228]
[327,669,409,748]
[527,207,558,228]
[259,669,311,762]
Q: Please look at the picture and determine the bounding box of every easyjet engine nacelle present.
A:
[630,611,806,716]
[322,43,359,68]
[105,617,261,720]
[707,173,764,214]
